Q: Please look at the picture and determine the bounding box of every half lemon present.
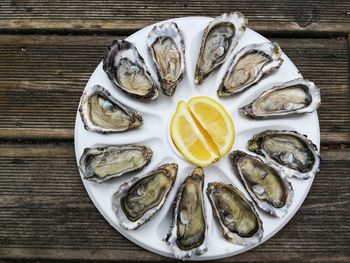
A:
[188,96,235,157]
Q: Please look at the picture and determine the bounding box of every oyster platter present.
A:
[75,12,321,260]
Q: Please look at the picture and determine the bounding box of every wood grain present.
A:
[0,0,349,35]
[0,35,349,143]
[0,1,348,262]
[0,143,349,262]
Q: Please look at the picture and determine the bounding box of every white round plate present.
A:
[74,16,320,260]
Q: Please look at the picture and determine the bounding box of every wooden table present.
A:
[0,1,349,262]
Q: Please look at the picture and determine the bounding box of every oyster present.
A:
[79,85,143,133]
[103,40,159,99]
[166,167,207,259]
[79,145,152,183]
[217,42,283,97]
[112,163,178,230]
[207,182,263,246]
[194,12,247,85]
[147,22,185,96]
[248,130,320,179]
[239,78,321,119]
[230,150,293,217]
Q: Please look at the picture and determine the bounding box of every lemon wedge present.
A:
[170,101,220,166]
[188,96,235,157]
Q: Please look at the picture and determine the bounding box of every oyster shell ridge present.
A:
[248,130,321,179]
[166,167,208,259]
[79,144,153,183]
[230,150,294,218]
[217,42,283,97]
[112,163,178,230]
[78,85,143,133]
[194,11,247,85]
[239,78,321,119]
[206,181,263,246]
[147,22,185,96]
[103,40,159,100]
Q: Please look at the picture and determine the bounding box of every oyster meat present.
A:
[147,22,185,96]
[103,40,159,99]
[195,12,247,85]
[207,182,263,246]
[230,150,293,217]
[217,42,283,97]
[79,85,143,133]
[112,163,178,230]
[166,167,207,259]
[239,78,321,119]
[79,145,152,183]
[248,130,320,179]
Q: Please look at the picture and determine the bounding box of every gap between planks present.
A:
[0,23,348,39]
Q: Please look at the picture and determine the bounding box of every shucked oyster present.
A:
[166,167,207,259]
[147,22,185,96]
[230,150,293,218]
[218,42,283,97]
[112,163,178,230]
[195,12,247,85]
[79,85,142,133]
[239,78,321,119]
[103,40,158,99]
[248,130,320,179]
[207,182,263,246]
[79,145,152,183]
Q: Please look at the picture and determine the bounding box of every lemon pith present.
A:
[170,97,235,166]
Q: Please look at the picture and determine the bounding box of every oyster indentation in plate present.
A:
[112,163,178,230]
[248,130,320,179]
[239,78,321,119]
[166,167,208,259]
[147,22,185,96]
[230,150,293,218]
[195,12,247,85]
[103,40,159,99]
[217,42,283,97]
[207,182,263,246]
[79,145,153,183]
[79,85,143,133]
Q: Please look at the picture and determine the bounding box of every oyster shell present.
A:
[248,130,320,179]
[79,85,143,133]
[112,163,178,230]
[166,167,208,259]
[217,42,283,97]
[239,78,321,119]
[230,150,293,218]
[194,12,247,85]
[147,22,185,96]
[103,40,159,99]
[79,145,153,183]
[207,182,263,246]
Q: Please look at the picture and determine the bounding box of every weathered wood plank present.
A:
[0,0,349,35]
[0,35,349,143]
[0,144,349,262]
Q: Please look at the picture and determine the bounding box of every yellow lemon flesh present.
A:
[170,101,220,167]
[170,97,234,166]
[188,96,235,157]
